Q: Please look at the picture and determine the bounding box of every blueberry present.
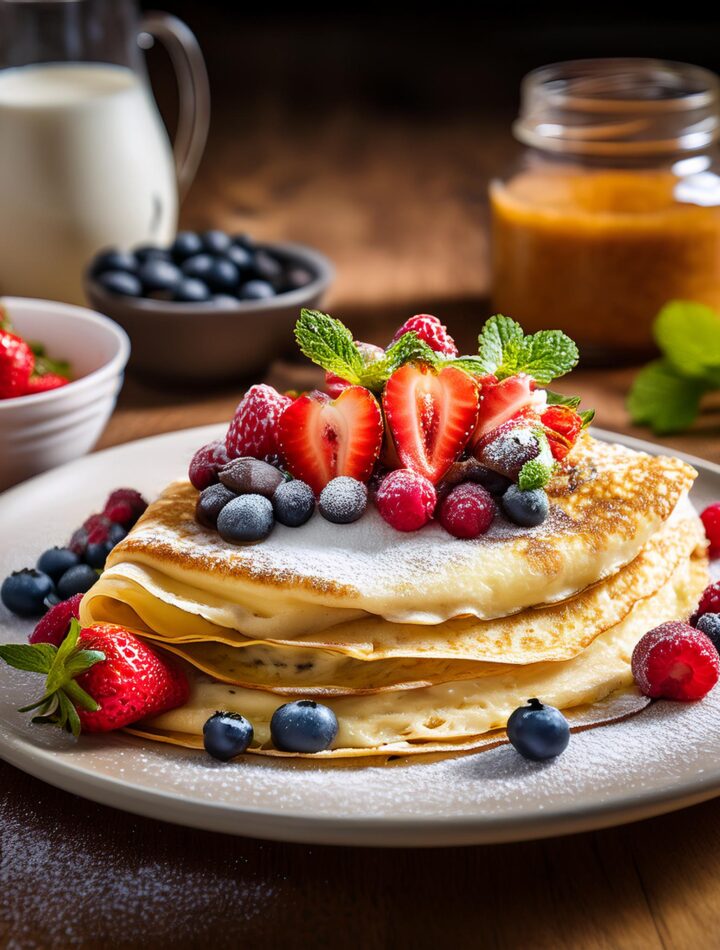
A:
[281,266,314,292]
[225,243,252,273]
[506,698,570,761]
[134,244,171,263]
[138,259,183,293]
[203,711,254,761]
[84,540,114,569]
[1,569,55,618]
[270,700,338,753]
[108,523,128,545]
[91,248,138,276]
[196,484,237,529]
[181,253,215,280]
[319,476,367,524]
[238,279,275,301]
[219,458,284,497]
[250,249,283,283]
[212,295,239,307]
[205,258,240,292]
[502,485,549,527]
[96,270,143,297]
[172,278,211,303]
[171,231,203,261]
[473,467,513,497]
[216,494,274,543]
[37,547,79,583]
[56,564,98,599]
[697,612,720,651]
[201,230,232,255]
[273,480,315,527]
[44,592,61,609]
[231,233,255,250]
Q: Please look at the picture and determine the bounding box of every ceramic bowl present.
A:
[0,297,130,491]
[84,241,334,383]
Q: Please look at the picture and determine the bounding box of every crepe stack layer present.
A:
[80,435,708,758]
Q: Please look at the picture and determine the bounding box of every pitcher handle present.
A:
[139,12,210,202]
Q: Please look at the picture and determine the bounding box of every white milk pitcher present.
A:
[0,0,209,304]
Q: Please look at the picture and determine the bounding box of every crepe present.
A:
[82,435,697,639]
[128,553,707,757]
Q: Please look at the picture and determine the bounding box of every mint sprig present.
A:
[476,315,579,385]
[295,310,366,385]
[517,429,555,490]
[628,300,720,434]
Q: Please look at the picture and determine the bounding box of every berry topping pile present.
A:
[89,231,316,306]
[0,304,71,399]
[1,487,147,620]
[188,311,591,542]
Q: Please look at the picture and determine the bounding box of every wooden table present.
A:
[4,100,720,948]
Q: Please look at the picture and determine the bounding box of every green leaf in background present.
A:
[294,310,365,384]
[627,359,709,435]
[476,315,579,383]
[654,300,720,383]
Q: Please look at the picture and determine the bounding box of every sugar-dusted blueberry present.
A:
[172,277,211,303]
[56,564,98,599]
[37,547,80,584]
[506,698,570,761]
[319,476,368,524]
[216,494,274,543]
[238,279,275,301]
[697,612,720,651]
[91,248,138,276]
[97,270,143,297]
[1,569,55,618]
[250,249,283,283]
[219,457,284,498]
[203,711,254,761]
[195,483,237,529]
[201,230,232,255]
[273,480,315,527]
[270,700,338,753]
[502,485,549,527]
[138,258,183,293]
[171,231,203,261]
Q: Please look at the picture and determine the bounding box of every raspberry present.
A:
[700,503,720,556]
[225,384,292,461]
[439,482,497,539]
[631,621,720,701]
[103,489,148,527]
[188,440,230,491]
[390,314,458,358]
[68,527,88,556]
[375,469,436,532]
[29,594,83,646]
[692,581,720,625]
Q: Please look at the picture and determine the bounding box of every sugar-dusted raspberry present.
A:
[631,621,720,701]
[226,384,292,461]
[692,580,720,625]
[103,488,148,527]
[700,502,720,556]
[375,469,436,532]
[188,440,231,491]
[29,594,83,646]
[390,314,458,358]
[439,482,496,539]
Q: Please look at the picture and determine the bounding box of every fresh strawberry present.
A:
[325,342,385,398]
[541,405,583,461]
[30,594,83,646]
[103,488,148,527]
[24,373,69,395]
[0,620,189,735]
[382,364,479,484]
[279,386,383,495]
[391,314,458,357]
[0,330,34,399]
[226,384,292,461]
[471,373,543,445]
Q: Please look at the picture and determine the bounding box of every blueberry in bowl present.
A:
[84,233,334,383]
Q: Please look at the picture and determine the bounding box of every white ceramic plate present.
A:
[0,425,718,848]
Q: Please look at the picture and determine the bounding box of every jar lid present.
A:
[514,58,720,156]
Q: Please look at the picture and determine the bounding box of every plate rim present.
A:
[1,422,718,847]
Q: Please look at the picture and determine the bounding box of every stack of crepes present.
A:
[79,435,708,759]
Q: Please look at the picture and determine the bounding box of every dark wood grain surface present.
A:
[3,86,720,949]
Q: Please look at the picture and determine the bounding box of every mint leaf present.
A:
[579,409,595,428]
[380,332,438,374]
[477,315,524,375]
[628,359,708,434]
[0,643,56,674]
[515,331,579,385]
[545,390,581,409]
[440,355,489,375]
[294,310,365,383]
[655,300,720,383]
[518,458,553,491]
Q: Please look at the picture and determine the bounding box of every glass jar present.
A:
[490,58,720,361]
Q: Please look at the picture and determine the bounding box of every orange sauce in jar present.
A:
[491,59,720,360]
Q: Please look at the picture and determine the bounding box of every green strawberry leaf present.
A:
[627,359,709,435]
[294,310,365,383]
[579,409,595,428]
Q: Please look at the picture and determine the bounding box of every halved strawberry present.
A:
[541,405,583,461]
[382,364,479,484]
[471,373,543,445]
[278,386,383,494]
